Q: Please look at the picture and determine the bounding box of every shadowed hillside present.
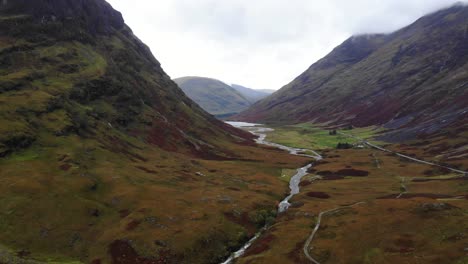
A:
[0,1,309,263]
[236,4,468,146]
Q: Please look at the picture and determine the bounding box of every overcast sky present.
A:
[106,0,466,90]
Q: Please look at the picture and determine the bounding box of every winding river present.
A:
[221,122,322,264]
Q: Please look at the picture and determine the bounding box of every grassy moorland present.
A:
[0,129,311,264]
[0,3,315,263]
[235,125,468,264]
[264,123,384,150]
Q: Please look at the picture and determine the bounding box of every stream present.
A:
[221,122,322,264]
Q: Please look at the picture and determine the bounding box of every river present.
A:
[221,122,322,264]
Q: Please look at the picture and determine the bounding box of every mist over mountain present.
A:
[236,4,468,144]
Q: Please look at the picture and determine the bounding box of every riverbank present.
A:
[224,123,468,264]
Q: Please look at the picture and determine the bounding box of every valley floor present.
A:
[0,130,310,264]
[1,122,467,264]
[232,124,468,264]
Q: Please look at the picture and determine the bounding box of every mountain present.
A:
[257,89,276,94]
[174,76,252,118]
[231,84,273,103]
[0,1,309,263]
[0,0,254,158]
[236,4,468,144]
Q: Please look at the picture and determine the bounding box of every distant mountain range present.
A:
[231,84,273,103]
[175,77,273,118]
[236,4,468,145]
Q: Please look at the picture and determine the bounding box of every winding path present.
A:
[396,177,407,199]
[338,132,467,175]
[223,124,466,264]
[302,202,365,264]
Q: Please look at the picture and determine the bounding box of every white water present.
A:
[222,122,322,263]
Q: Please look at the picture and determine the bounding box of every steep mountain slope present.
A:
[174,76,252,118]
[231,84,273,103]
[0,0,252,158]
[236,4,468,143]
[0,1,309,263]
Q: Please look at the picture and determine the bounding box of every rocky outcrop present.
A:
[0,0,124,34]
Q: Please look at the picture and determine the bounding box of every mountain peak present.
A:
[236,3,468,140]
[0,0,124,34]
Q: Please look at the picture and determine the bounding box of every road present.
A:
[338,132,467,175]
[303,202,365,264]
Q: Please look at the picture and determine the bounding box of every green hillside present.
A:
[0,1,308,263]
[174,77,252,118]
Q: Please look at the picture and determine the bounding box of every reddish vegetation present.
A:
[323,176,345,180]
[59,164,72,171]
[126,220,141,231]
[335,169,369,176]
[91,259,102,264]
[146,121,184,152]
[385,235,415,253]
[317,168,369,180]
[223,212,256,235]
[317,168,369,179]
[243,234,275,256]
[135,166,157,174]
[119,209,130,218]
[306,192,330,199]
[287,241,310,264]
[109,240,165,264]
[299,181,312,187]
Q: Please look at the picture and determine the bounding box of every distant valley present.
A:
[236,4,468,165]
[174,76,273,118]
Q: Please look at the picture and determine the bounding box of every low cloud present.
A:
[107,0,467,90]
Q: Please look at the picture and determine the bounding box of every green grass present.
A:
[266,124,349,150]
[7,148,40,162]
[280,168,298,183]
[267,123,381,150]
[265,123,384,150]
[338,126,386,144]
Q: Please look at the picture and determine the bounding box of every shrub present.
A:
[336,142,353,149]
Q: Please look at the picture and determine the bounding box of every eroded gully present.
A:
[221,122,322,264]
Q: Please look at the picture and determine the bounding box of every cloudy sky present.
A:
[106,0,466,90]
